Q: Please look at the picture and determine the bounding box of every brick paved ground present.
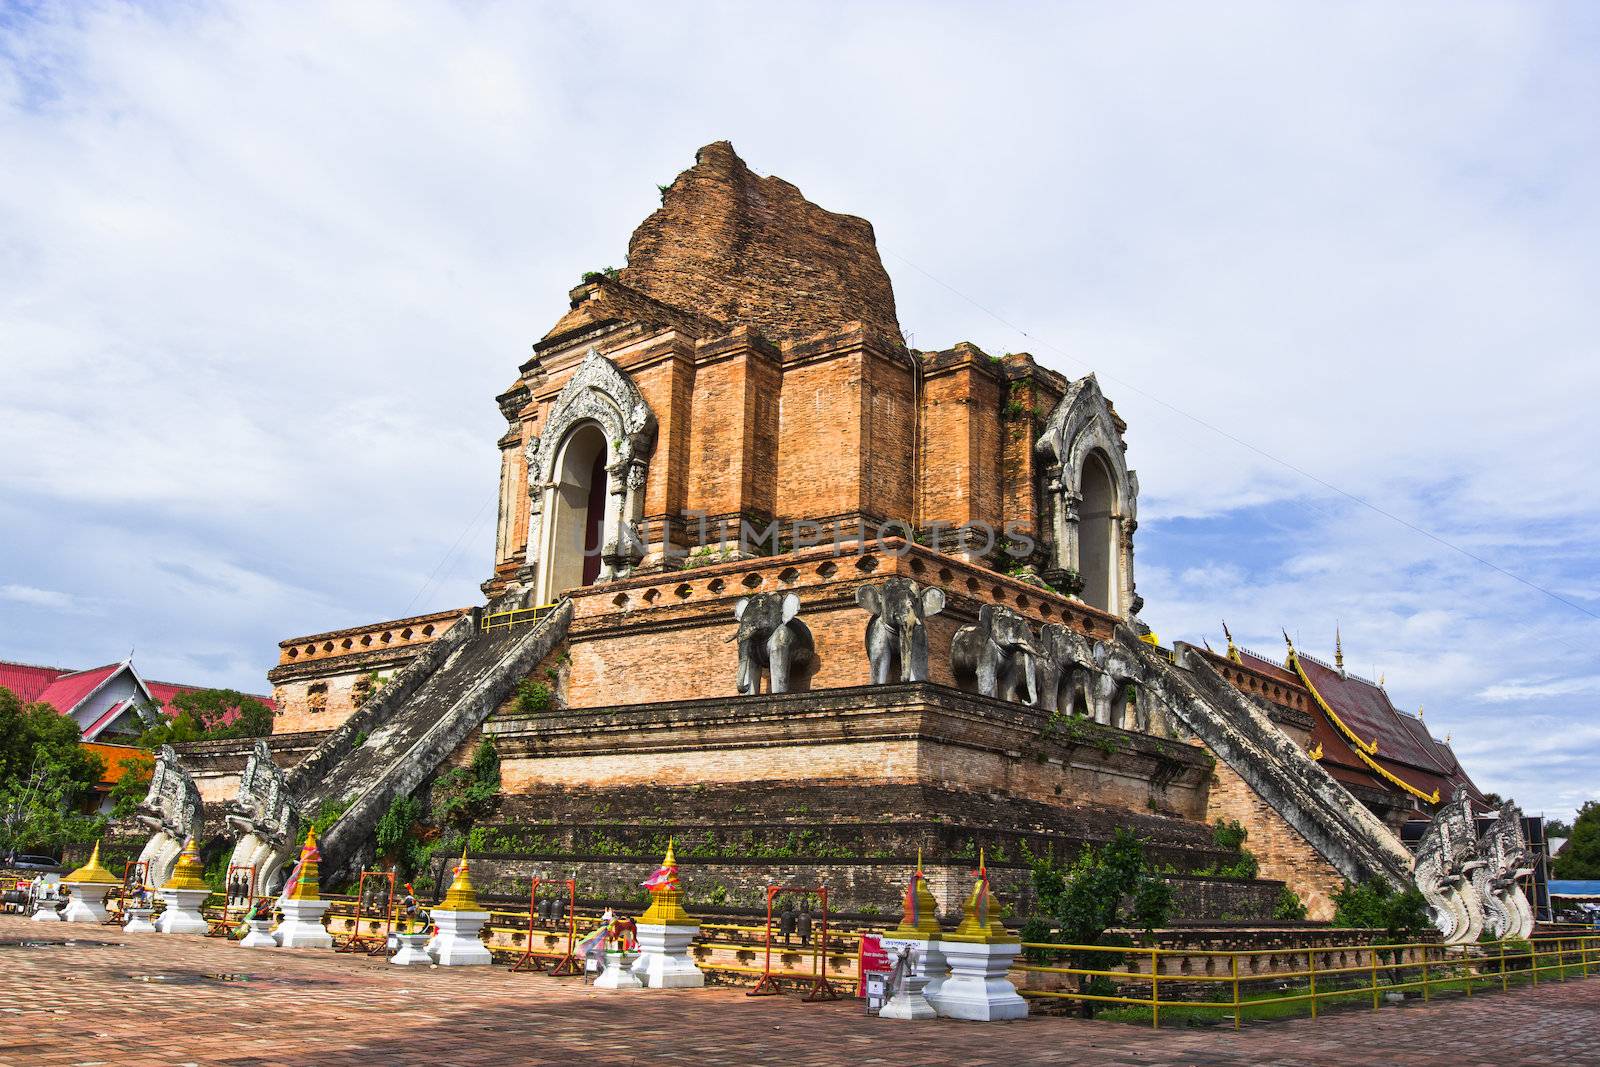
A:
[2,917,1595,1067]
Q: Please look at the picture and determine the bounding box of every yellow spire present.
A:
[949,851,1013,944]
[639,839,693,926]
[162,837,209,891]
[889,854,941,938]
[1417,704,1424,720]
[1334,626,1344,671]
[65,840,120,885]
[286,827,322,901]
[1307,741,1324,761]
[437,844,480,912]
[1379,672,1386,687]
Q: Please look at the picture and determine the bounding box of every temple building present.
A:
[146,143,1521,933]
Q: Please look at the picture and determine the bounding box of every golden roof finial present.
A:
[1222,620,1241,664]
[1417,704,1424,720]
[1307,741,1324,761]
[1334,625,1344,671]
[1379,671,1386,687]
[65,840,119,885]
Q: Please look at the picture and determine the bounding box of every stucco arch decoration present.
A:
[523,349,657,603]
[1034,373,1141,619]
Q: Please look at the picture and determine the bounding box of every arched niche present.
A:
[524,350,656,604]
[1034,373,1140,619]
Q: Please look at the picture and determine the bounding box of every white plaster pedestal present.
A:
[427,910,491,966]
[631,922,705,988]
[595,949,643,989]
[239,919,278,948]
[58,884,112,924]
[390,931,434,966]
[878,937,940,1021]
[156,888,211,935]
[926,938,1028,1021]
[30,903,62,923]
[123,907,156,933]
[275,898,333,949]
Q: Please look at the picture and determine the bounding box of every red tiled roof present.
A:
[1294,655,1455,775]
[33,663,121,716]
[0,660,71,703]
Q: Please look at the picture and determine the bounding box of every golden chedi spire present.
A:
[286,827,323,901]
[1334,626,1345,672]
[437,844,481,912]
[888,847,942,938]
[65,840,120,885]
[639,838,694,925]
[948,848,1013,944]
[162,837,209,891]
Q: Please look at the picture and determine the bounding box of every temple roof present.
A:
[546,142,902,349]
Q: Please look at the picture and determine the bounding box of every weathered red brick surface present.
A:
[3,917,1591,1066]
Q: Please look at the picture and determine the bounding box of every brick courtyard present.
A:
[3,917,1595,1067]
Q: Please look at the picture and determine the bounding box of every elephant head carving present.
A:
[1089,640,1151,731]
[951,604,1041,703]
[730,592,814,694]
[856,578,946,684]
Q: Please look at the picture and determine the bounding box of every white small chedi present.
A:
[630,841,705,989]
[426,847,493,966]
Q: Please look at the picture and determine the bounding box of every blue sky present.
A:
[1,2,1596,820]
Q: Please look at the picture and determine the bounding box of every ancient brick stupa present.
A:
[275,828,333,949]
[156,837,211,935]
[427,847,492,966]
[175,141,1511,946]
[631,840,704,988]
[58,840,120,924]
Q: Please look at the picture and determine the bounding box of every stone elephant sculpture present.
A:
[1090,641,1153,732]
[1032,623,1097,715]
[730,592,814,694]
[856,578,946,684]
[951,604,1040,703]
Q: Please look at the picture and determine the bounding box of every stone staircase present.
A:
[1120,628,1415,888]
[288,598,573,883]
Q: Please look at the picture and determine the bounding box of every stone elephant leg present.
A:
[903,622,929,683]
[1092,674,1118,725]
[866,618,894,685]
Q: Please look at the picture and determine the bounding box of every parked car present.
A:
[3,854,61,872]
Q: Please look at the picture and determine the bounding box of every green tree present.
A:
[1021,829,1173,1016]
[1543,818,1572,839]
[0,686,107,856]
[1554,801,1600,880]
[136,688,274,748]
[1331,879,1432,940]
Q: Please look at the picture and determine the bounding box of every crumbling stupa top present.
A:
[545,142,902,347]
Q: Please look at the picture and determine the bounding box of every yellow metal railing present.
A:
[480,602,559,633]
[1014,934,1599,1029]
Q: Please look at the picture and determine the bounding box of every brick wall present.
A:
[1203,755,1345,921]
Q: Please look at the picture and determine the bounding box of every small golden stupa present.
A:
[285,828,322,901]
[162,837,209,891]
[436,845,481,912]
[946,849,1014,944]
[887,848,942,938]
[639,839,693,926]
[64,840,120,886]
